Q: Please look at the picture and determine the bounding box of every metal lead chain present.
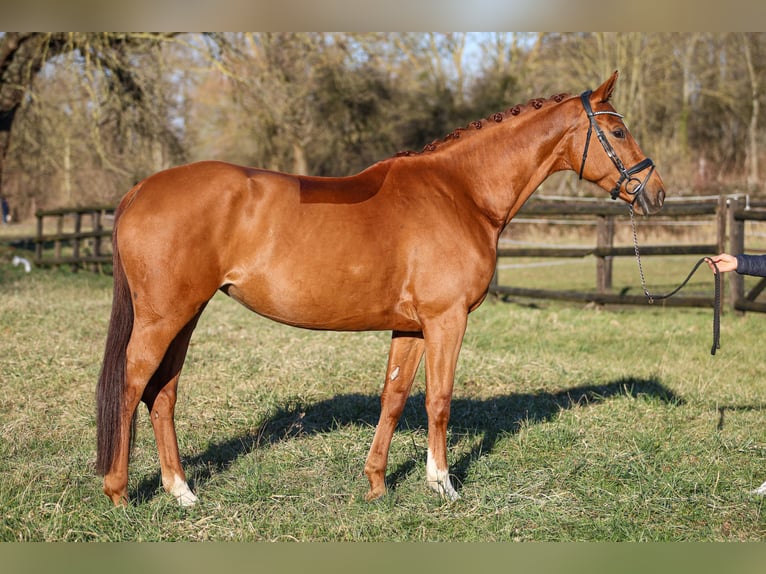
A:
[629,205,654,303]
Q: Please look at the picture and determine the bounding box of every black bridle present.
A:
[578,90,655,213]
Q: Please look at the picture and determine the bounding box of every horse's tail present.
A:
[95,198,135,476]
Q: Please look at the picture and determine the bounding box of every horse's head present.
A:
[574,71,665,215]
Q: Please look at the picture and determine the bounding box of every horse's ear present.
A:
[592,70,619,103]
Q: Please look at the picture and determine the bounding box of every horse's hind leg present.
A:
[102,303,208,506]
[102,322,177,505]
[141,307,206,506]
[364,331,425,501]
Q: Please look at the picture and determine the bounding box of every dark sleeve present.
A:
[736,254,766,277]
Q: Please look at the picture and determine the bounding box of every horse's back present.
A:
[120,161,289,214]
[119,159,398,222]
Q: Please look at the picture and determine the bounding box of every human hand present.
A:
[706,253,738,274]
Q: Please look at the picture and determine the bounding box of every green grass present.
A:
[1,266,765,541]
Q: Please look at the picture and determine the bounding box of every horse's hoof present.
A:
[364,487,386,502]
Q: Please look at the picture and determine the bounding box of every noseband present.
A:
[578,90,655,211]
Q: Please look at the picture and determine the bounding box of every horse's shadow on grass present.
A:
[131,376,682,503]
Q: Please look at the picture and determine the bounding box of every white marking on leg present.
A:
[170,474,198,507]
[426,448,459,501]
[390,366,400,381]
[751,480,766,496]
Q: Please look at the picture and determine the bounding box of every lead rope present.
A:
[628,205,721,355]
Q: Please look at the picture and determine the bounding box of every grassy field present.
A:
[1,262,765,541]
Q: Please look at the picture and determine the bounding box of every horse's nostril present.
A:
[657,189,665,207]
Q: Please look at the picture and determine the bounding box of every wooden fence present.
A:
[33,205,114,271]
[490,195,766,312]
[24,197,766,312]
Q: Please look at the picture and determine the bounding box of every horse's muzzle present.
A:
[634,186,665,215]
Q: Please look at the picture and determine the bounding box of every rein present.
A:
[628,205,721,356]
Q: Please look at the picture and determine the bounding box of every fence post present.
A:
[716,195,727,254]
[54,214,63,261]
[35,211,44,264]
[71,211,82,272]
[716,194,727,306]
[596,215,614,292]
[727,196,745,312]
[490,258,499,296]
[92,209,103,272]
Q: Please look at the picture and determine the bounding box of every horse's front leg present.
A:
[422,309,468,501]
[364,331,425,501]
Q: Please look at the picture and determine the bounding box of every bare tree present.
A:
[0,33,65,197]
[0,32,189,216]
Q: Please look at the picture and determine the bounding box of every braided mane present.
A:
[395,92,570,157]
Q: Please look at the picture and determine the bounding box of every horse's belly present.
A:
[222,271,420,332]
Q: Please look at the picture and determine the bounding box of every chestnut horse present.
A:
[96,71,665,506]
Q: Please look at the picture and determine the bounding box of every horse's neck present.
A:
[434,102,577,229]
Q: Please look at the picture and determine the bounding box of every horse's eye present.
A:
[612,128,626,139]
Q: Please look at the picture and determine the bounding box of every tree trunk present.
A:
[0,33,32,194]
[0,33,68,194]
[292,141,308,176]
[742,33,760,191]
[677,33,701,160]
[0,111,15,193]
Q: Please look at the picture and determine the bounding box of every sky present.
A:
[4,0,765,32]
